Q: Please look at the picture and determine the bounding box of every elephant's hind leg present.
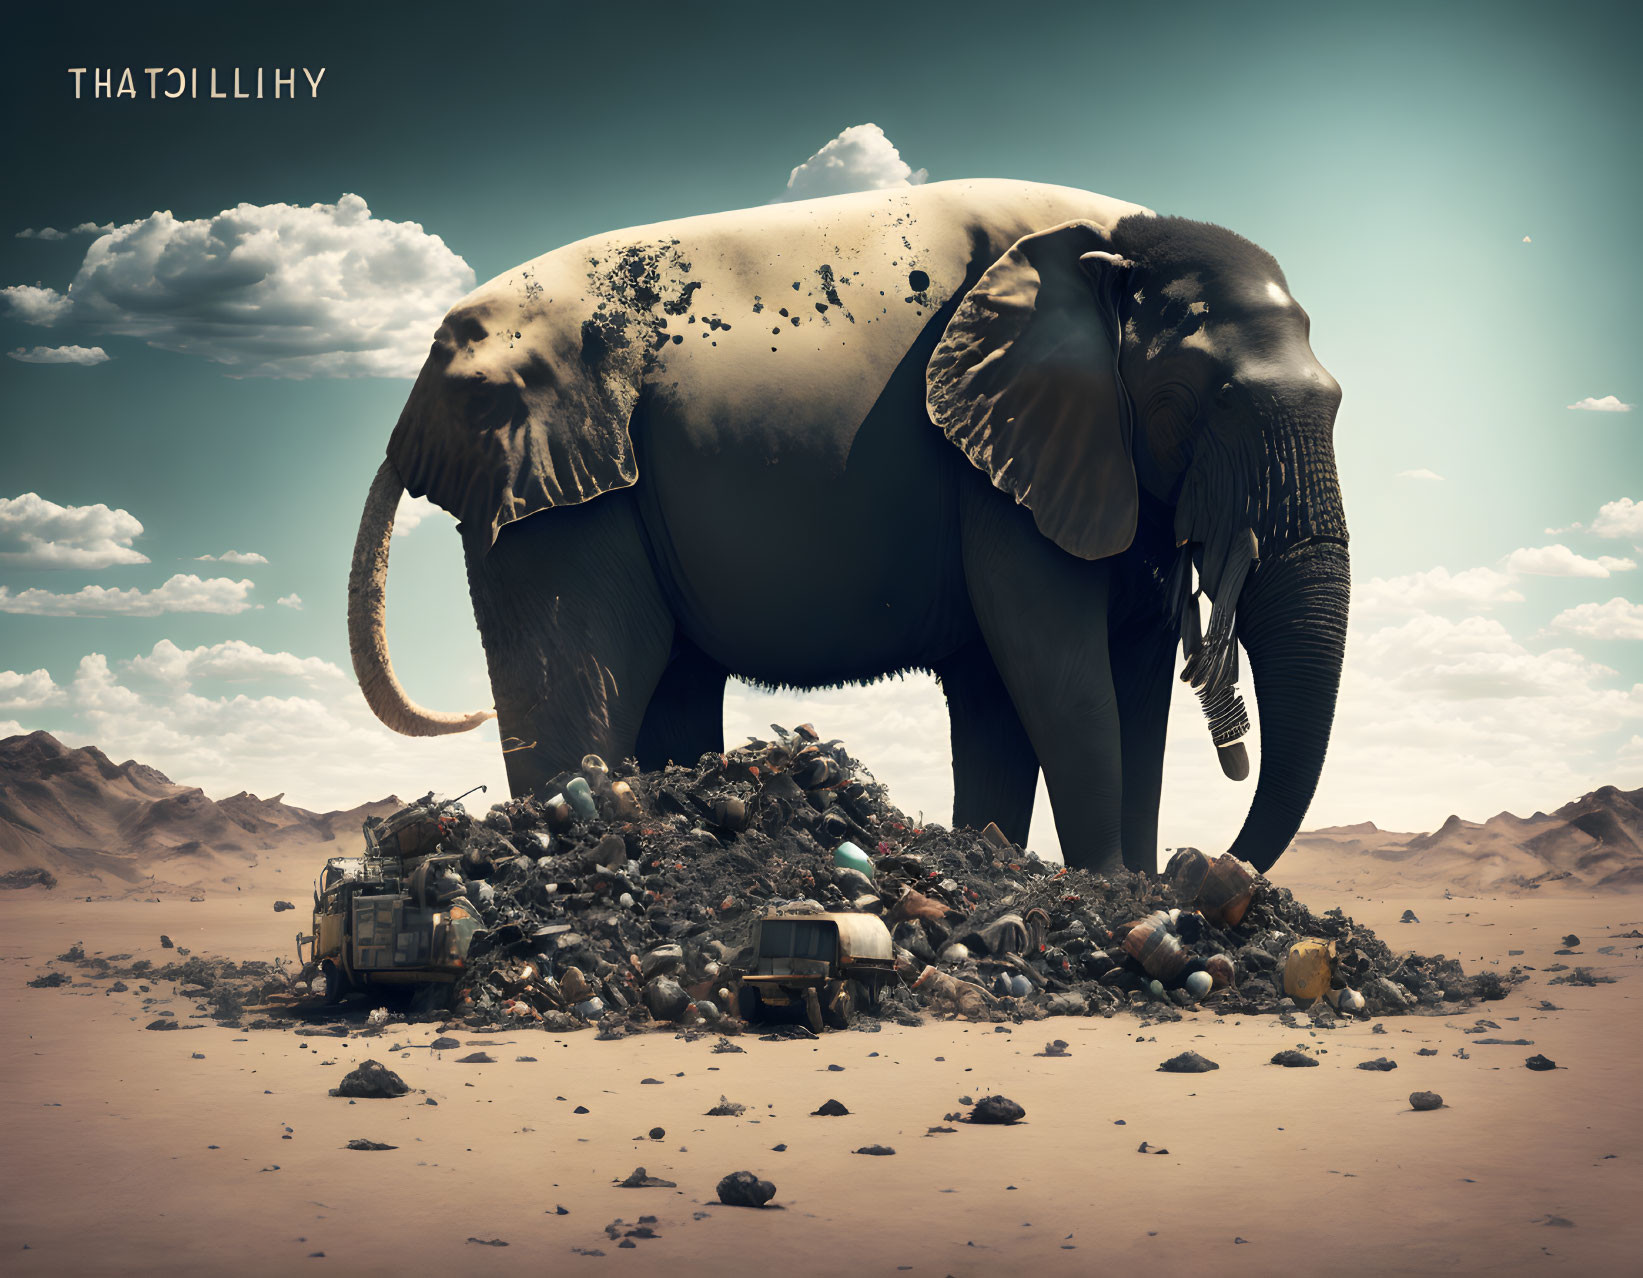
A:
[635,637,728,770]
[934,640,1038,846]
[463,494,676,797]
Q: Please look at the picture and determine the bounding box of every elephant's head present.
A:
[348,268,647,736]
[925,216,1348,872]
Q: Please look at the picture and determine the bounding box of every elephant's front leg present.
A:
[959,483,1124,872]
[463,494,677,797]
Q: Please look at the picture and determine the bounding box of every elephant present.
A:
[348,178,1348,876]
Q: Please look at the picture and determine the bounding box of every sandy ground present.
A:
[2,865,1640,1277]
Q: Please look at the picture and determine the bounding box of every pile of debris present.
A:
[30,725,1523,1035]
[414,725,1521,1033]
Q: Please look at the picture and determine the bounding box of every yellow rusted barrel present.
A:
[1282,939,1337,1002]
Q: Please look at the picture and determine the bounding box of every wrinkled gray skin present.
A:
[349,180,1349,874]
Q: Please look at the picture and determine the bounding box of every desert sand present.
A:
[3,846,1640,1278]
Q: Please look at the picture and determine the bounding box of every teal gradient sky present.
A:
[1,0,1638,854]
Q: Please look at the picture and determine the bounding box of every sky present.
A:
[1,0,1639,861]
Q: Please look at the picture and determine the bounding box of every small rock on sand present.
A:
[854,1145,896,1156]
[456,1051,495,1064]
[707,1095,746,1116]
[429,1036,460,1051]
[346,1138,397,1150]
[618,1167,677,1188]
[1357,1057,1398,1072]
[1525,1054,1558,1071]
[330,1060,409,1099]
[1158,1051,1218,1073]
[716,1171,777,1208]
[1409,1092,1444,1111]
[812,1099,850,1116]
[1270,1050,1318,1068]
[970,1095,1026,1124]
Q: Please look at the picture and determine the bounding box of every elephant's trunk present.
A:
[348,459,495,736]
[1223,538,1349,873]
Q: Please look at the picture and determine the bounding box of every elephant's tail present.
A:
[348,459,496,737]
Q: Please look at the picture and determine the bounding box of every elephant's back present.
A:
[608,183,1147,681]
[498,180,1150,395]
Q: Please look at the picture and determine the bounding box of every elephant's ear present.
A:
[926,220,1137,560]
[387,303,642,551]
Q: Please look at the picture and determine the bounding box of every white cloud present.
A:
[0,194,474,378]
[126,638,341,687]
[1356,565,1523,616]
[73,222,115,235]
[393,491,445,537]
[778,124,928,203]
[0,720,26,738]
[1589,498,1643,540]
[277,593,303,610]
[16,227,68,241]
[1546,597,1643,641]
[0,493,148,569]
[0,573,255,616]
[1396,467,1444,481]
[49,645,505,812]
[1504,544,1635,578]
[1567,395,1633,413]
[1,284,73,325]
[194,550,269,565]
[8,344,109,365]
[0,668,66,711]
[1358,614,1617,699]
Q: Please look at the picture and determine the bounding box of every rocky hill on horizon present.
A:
[1288,782,1643,891]
[0,731,402,895]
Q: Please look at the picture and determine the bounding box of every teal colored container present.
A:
[565,776,598,820]
[832,841,873,878]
